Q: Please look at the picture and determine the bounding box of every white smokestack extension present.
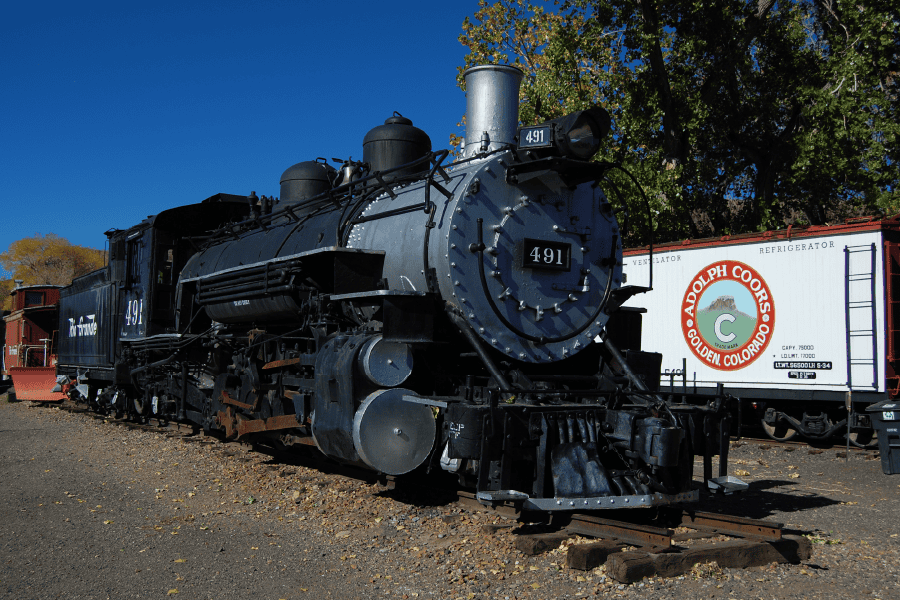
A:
[463,65,523,158]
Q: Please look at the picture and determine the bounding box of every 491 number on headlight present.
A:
[519,126,553,149]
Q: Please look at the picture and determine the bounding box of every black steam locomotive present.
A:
[56,66,733,511]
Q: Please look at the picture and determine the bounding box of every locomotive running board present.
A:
[476,489,699,511]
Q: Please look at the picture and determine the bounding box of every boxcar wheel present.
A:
[847,429,878,449]
[761,419,798,442]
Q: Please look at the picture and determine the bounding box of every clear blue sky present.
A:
[0,1,482,276]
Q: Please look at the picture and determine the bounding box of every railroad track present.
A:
[46,399,812,583]
[456,490,811,582]
[734,434,878,454]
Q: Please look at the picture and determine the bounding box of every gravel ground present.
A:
[1,397,898,600]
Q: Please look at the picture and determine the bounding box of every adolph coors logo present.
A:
[680,261,774,371]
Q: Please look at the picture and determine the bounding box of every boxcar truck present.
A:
[623,216,900,447]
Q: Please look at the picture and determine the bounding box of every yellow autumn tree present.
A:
[0,234,107,293]
[0,279,13,312]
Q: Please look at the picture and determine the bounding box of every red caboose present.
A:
[2,283,65,401]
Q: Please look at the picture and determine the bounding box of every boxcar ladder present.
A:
[844,243,879,391]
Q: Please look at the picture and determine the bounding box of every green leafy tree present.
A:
[459,0,899,244]
[0,234,107,291]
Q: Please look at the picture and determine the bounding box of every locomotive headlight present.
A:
[518,107,611,160]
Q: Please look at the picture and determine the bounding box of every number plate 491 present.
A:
[523,238,571,271]
[519,126,553,148]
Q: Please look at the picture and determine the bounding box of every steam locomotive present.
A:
[56,66,734,511]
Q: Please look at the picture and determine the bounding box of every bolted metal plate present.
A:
[352,388,436,475]
[358,335,413,387]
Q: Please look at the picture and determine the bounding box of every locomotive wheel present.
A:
[847,429,878,449]
[761,419,799,442]
[133,393,150,418]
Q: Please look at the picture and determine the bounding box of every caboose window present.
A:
[24,292,44,307]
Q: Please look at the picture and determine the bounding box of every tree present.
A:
[458,0,899,244]
[0,234,107,291]
[0,279,13,312]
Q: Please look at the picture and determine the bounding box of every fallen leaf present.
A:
[174,559,186,563]
[788,473,800,479]
[734,469,751,477]
[167,590,178,596]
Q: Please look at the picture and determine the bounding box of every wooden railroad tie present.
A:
[504,509,812,584]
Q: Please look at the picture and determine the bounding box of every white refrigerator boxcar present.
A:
[623,216,900,444]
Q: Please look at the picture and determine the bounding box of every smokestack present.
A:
[463,65,523,158]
